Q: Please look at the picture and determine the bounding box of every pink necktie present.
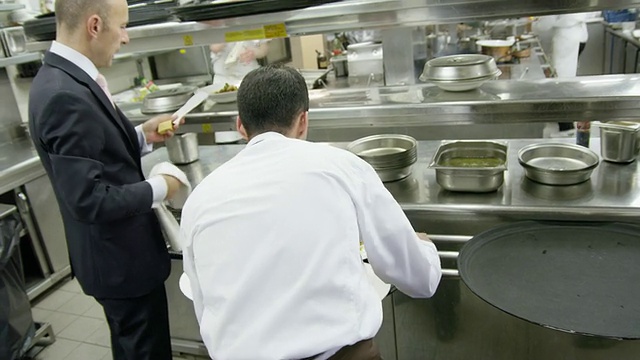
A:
[95,74,115,108]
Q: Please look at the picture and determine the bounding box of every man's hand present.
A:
[142,114,185,144]
[239,48,256,64]
[210,43,226,54]
[161,175,181,200]
[416,232,433,243]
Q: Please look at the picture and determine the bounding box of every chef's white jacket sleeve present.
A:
[351,161,442,298]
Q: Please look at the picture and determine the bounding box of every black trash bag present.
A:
[0,212,35,360]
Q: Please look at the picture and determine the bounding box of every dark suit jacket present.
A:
[28,52,170,299]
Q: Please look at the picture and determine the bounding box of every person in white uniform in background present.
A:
[535,12,598,137]
[209,40,270,87]
[180,64,442,360]
[209,40,269,143]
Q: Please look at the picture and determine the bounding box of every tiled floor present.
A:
[30,277,202,360]
[31,278,112,360]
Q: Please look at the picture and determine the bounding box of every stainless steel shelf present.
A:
[0,52,40,68]
[0,3,24,12]
[26,0,640,55]
[176,75,640,128]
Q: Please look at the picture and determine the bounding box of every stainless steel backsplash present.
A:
[0,68,26,145]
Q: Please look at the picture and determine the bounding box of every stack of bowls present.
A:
[347,134,418,182]
[419,54,501,92]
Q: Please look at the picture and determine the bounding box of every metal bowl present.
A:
[347,134,418,169]
[142,86,197,114]
[429,140,508,192]
[518,143,599,185]
[420,54,500,82]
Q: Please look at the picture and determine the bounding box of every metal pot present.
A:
[330,55,348,77]
[476,39,515,63]
[598,121,640,163]
[166,133,199,165]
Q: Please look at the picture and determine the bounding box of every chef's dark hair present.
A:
[237,64,309,137]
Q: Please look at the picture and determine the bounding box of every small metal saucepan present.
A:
[476,39,516,63]
[166,133,199,165]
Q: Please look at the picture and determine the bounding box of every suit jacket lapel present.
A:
[43,52,138,156]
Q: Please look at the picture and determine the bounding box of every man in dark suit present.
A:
[28,0,181,359]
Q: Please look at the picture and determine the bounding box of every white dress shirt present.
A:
[48,41,167,204]
[180,132,441,360]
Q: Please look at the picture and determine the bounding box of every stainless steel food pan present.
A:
[429,140,508,192]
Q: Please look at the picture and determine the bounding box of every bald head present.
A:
[54,0,129,69]
[55,0,112,31]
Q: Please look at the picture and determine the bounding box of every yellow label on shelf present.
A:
[224,23,288,42]
[202,124,213,133]
[183,35,194,46]
[263,23,288,39]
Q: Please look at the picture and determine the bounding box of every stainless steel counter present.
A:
[141,137,640,222]
[0,139,44,196]
[143,137,640,359]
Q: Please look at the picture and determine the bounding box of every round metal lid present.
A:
[427,54,493,67]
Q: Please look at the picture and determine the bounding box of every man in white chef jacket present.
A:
[180,64,442,360]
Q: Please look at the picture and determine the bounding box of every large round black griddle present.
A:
[458,221,640,339]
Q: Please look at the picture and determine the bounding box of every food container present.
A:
[142,86,197,114]
[166,133,199,165]
[330,55,348,77]
[518,143,599,185]
[419,54,501,92]
[597,121,640,163]
[429,140,508,192]
[347,134,417,182]
[476,39,516,62]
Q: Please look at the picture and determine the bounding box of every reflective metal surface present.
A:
[177,75,640,128]
[141,138,640,222]
[0,139,44,195]
[24,0,640,55]
[139,138,640,360]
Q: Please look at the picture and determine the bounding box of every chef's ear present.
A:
[236,116,249,140]
[297,111,309,140]
[87,15,102,38]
